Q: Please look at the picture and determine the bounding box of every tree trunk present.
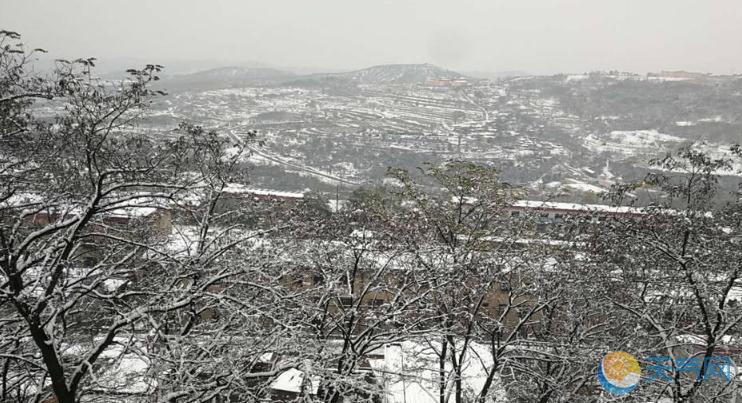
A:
[439,337,448,403]
[27,318,74,403]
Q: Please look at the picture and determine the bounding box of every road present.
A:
[225,129,361,186]
[459,90,489,121]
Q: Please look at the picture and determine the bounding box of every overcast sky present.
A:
[2,0,741,75]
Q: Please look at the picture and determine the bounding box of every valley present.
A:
[146,64,742,201]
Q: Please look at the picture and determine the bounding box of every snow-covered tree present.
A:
[0,31,294,403]
[385,162,560,403]
[587,146,742,402]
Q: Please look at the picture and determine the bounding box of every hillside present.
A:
[332,63,467,84]
[156,66,296,92]
[285,63,469,88]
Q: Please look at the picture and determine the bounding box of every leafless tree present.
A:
[587,146,742,402]
[0,31,298,403]
[383,162,561,403]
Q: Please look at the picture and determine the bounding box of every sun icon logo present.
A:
[597,351,641,395]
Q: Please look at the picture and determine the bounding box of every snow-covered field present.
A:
[583,130,686,157]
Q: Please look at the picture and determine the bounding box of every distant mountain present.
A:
[156,66,296,92]
[463,70,530,80]
[155,63,470,92]
[285,63,469,87]
[335,63,467,84]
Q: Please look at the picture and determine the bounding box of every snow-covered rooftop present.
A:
[368,341,507,403]
[222,184,305,199]
[270,368,320,395]
[511,200,644,215]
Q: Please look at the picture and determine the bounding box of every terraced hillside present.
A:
[145,66,742,201]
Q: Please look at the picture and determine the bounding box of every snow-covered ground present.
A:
[692,143,742,175]
[368,341,508,403]
[562,178,608,194]
[583,130,686,158]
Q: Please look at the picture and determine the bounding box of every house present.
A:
[2,192,173,237]
[265,368,321,402]
[102,205,172,237]
[222,184,305,202]
[506,200,645,221]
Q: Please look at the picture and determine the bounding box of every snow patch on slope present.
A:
[583,130,685,157]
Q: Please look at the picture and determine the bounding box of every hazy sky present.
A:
[2,0,741,75]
